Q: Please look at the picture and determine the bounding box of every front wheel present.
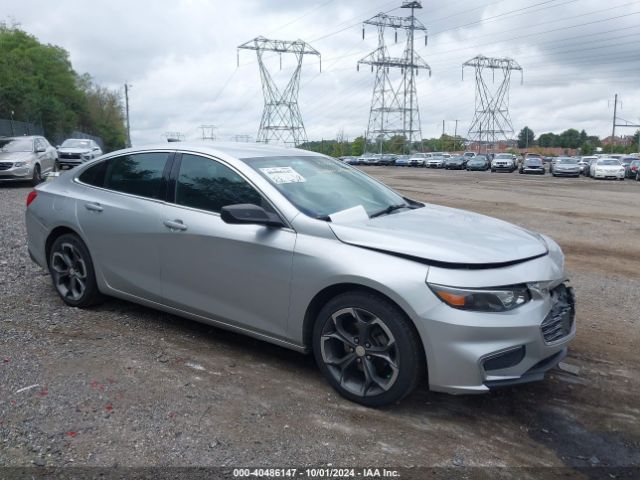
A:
[49,234,104,308]
[31,164,42,186]
[313,291,424,407]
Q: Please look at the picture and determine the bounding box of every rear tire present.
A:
[49,234,105,308]
[313,291,424,407]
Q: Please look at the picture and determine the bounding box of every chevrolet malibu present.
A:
[25,143,575,406]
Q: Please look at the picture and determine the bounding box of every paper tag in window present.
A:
[260,167,306,184]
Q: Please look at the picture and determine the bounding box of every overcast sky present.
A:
[6,0,640,145]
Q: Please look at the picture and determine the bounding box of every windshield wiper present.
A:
[370,204,411,218]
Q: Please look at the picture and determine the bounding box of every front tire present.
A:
[312,291,424,407]
[49,234,104,308]
[31,164,42,186]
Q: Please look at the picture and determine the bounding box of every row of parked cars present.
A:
[0,135,103,185]
[340,152,640,181]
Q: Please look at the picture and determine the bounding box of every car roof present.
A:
[114,142,319,160]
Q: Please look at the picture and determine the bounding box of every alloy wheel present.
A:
[51,242,88,301]
[320,307,399,397]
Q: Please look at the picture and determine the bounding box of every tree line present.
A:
[0,23,126,151]
[518,126,639,155]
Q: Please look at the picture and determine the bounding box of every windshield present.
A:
[495,154,512,159]
[61,139,92,149]
[557,158,578,164]
[243,156,410,219]
[597,159,621,166]
[525,159,542,165]
[0,138,33,152]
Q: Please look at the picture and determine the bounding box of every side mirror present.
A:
[221,204,284,228]
[93,147,100,151]
[36,147,46,153]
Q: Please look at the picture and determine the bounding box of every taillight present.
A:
[26,190,38,207]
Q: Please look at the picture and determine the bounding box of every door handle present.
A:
[163,219,187,231]
[84,202,103,212]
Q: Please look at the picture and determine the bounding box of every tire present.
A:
[31,164,42,186]
[312,291,424,407]
[54,159,60,172]
[49,233,105,308]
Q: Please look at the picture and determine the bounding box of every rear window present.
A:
[103,152,170,199]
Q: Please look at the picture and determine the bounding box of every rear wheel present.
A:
[49,234,104,308]
[313,291,424,407]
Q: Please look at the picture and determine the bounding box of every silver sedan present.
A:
[25,143,575,406]
[0,136,58,185]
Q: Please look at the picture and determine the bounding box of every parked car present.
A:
[343,157,359,165]
[466,155,490,171]
[579,156,597,175]
[25,143,574,406]
[444,156,465,170]
[57,139,103,168]
[426,155,445,168]
[551,157,581,177]
[491,153,516,172]
[0,136,58,185]
[590,158,625,180]
[626,159,640,179]
[394,155,410,167]
[620,157,635,173]
[408,152,430,167]
[463,152,476,159]
[584,157,599,177]
[519,157,545,175]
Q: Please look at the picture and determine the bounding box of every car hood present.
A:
[329,204,548,267]
[596,165,622,170]
[0,151,34,162]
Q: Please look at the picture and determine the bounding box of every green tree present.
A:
[537,132,558,147]
[0,24,126,151]
[559,129,581,149]
[517,126,535,148]
[351,136,365,156]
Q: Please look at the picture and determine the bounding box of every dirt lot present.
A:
[1,169,639,476]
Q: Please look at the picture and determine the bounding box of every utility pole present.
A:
[359,2,431,155]
[611,94,640,153]
[237,37,320,146]
[454,119,459,152]
[124,83,132,148]
[463,56,522,154]
[200,125,218,141]
[611,93,618,150]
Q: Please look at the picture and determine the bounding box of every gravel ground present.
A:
[0,170,639,476]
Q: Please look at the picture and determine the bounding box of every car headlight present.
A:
[428,283,531,312]
[14,161,29,167]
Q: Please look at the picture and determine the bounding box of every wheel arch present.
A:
[302,282,426,357]
[45,226,82,268]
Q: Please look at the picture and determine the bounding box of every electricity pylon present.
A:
[238,36,320,147]
[462,55,523,152]
[359,1,430,154]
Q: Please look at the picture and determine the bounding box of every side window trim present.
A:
[75,150,176,203]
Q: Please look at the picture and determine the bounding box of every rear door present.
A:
[75,151,173,303]
[159,153,296,339]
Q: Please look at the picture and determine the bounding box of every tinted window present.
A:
[78,161,107,187]
[176,154,263,213]
[104,152,169,199]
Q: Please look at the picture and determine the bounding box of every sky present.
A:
[5,0,640,146]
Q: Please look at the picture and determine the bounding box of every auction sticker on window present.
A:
[260,167,306,184]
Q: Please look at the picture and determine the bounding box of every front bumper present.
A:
[0,164,34,181]
[593,170,624,179]
[554,169,581,176]
[416,254,574,394]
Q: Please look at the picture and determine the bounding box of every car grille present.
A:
[60,153,81,159]
[541,284,575,343]
[0,162,13,171]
